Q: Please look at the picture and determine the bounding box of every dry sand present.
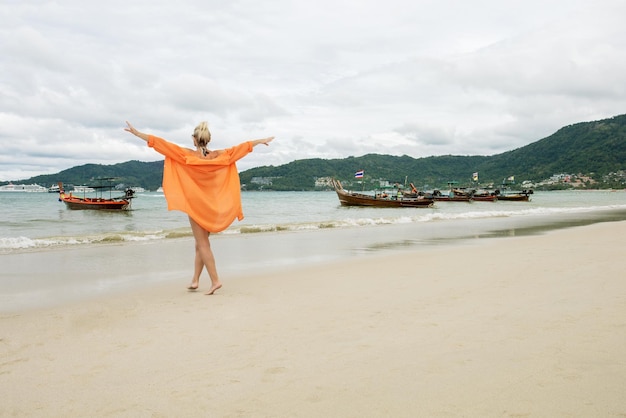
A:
[2,221,626,417]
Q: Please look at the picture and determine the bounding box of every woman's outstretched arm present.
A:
[250,137,274,147]
[124,121,150,142]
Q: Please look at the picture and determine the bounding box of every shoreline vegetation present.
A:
[2,220,625,416]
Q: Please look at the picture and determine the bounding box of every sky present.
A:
[1,0,625,182]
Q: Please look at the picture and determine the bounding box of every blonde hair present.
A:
[192,121,211,148]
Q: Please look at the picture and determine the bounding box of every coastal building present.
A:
[315,177,333,188]
[251,177,276,186]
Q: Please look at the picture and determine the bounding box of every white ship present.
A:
[0,183,48,192]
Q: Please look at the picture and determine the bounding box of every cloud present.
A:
[1,0,625,181]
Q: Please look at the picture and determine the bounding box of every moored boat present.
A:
[58,179,135,210]
[429,185,498,202]
[332,179,434,208]
[60,194,133,210]
[495,176,533,201]
[470,194,498,202]
[469,189,497,202]
[429,188,473,202]
[494,189,533,201]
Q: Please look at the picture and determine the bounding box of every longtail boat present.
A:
[470,194,498,202]
[494,189,533,201]
[430,186,498,202]
[430,188,472,202]
[332,179,434,208]
[57,179,135,210]
[469,189,498,202]
[495,176,533,201]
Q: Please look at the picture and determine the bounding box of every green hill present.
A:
[16,160,165,191]
[240,114,626,190]
[5,114,626,191]
[478,115,626,183]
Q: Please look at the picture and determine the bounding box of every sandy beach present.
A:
[2,221,626,417]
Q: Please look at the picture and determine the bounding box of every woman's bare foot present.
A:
[205,283,222,295]
[187,279,199,291]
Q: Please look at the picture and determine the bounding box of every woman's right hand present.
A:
[254,137,274,146]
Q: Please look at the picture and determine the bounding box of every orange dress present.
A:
[147,135,254,233]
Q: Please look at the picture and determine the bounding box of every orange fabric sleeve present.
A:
[147,135,254,232]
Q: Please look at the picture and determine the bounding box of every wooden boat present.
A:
[57,180,135,210]
[494,189,533,201]
[470,194,497,202]
[469,189,497,202]
[430,186,497,202]
[430,189,472,202]
[332,179,434,208]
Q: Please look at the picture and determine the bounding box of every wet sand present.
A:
[1,221,626,417]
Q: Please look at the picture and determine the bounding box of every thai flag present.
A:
[354,170,364,178]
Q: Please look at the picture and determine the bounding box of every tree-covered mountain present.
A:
[238,154,491,190]
[477,115,626,183]
[240,114,626,190]
[5,114,626,190]
[15,160,165,191]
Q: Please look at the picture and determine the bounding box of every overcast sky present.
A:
[1,0,625,181]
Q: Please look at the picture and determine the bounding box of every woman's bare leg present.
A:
[188,216,222,295]
[187,249,203,290]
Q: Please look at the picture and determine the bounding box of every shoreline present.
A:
[3,208,626,313]
[2,221,626,416]
[3,189,626,256]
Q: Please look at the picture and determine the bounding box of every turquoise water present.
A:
[1,189,626,253]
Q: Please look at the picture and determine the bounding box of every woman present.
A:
[125,121,274,295]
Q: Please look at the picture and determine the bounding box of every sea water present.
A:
[1,189,626,253]
[2,189,626,312]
